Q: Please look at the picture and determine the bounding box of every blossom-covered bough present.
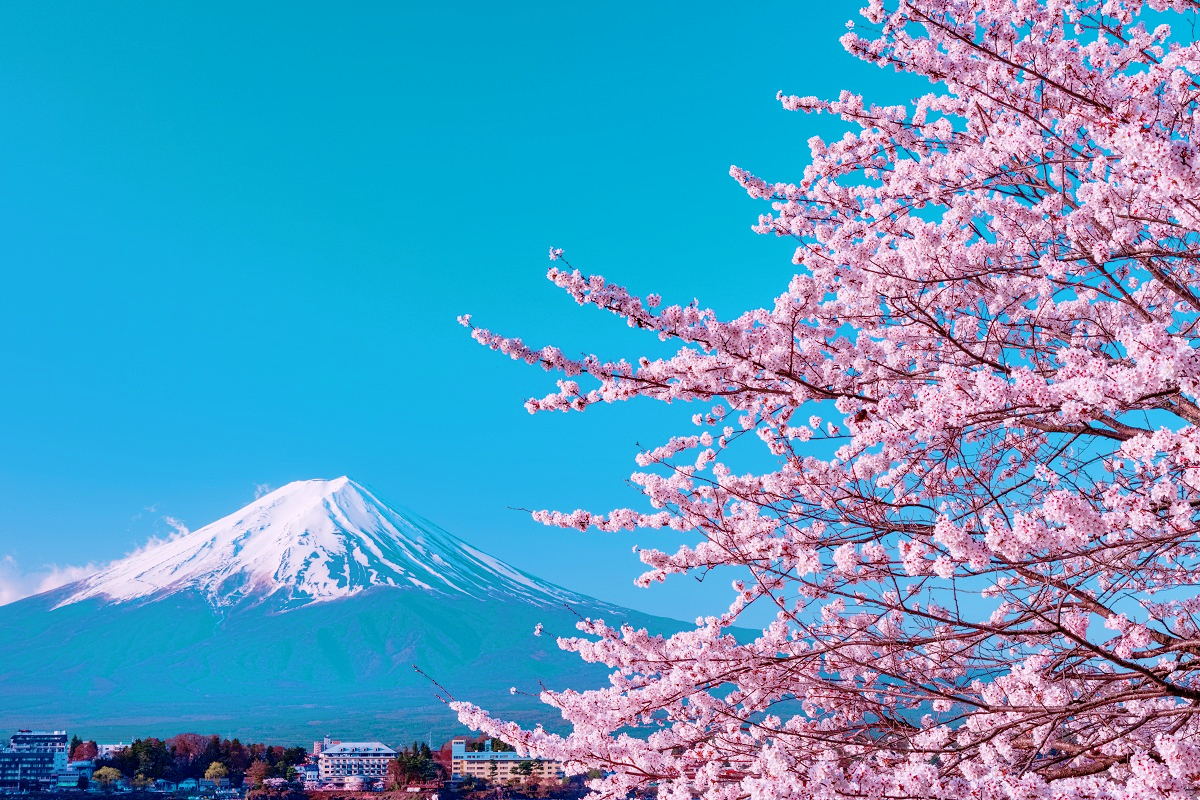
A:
[455,1,1200,797]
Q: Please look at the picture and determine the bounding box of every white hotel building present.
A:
[316,737,396,786]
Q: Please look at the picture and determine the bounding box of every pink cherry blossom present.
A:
[458,2,1200,798]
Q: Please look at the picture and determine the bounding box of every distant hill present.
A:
[0,478,677,744]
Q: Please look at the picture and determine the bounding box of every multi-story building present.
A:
[316,736,396,787]
[0,730,69,790]
[96,742,130,758]
[450,739,564,784]
[54,759,94,789]
[296,762,320,785]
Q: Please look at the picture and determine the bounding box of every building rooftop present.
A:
[320,742,396,756]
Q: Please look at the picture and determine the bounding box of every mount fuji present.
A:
[0,478,670,743]
[61,477,592,612]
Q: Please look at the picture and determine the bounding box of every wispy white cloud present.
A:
[0,556,25,606]
[0,510,193,606]
[254,483,273,500]
[35,563,101,592]
[0,555,101,607]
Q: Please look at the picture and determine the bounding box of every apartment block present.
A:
[450,739,564,783]
[316,736,396,786]
[0,730,69,790]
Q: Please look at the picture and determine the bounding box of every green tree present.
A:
[202,736,222,768]
[465,737,514,753]
[205,761,228,790]
[278,746,307,774]
[386,743,442,788]
[130,738,172,780]
[93,766,122,793]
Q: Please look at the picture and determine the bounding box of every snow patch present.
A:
[59,477,588,612]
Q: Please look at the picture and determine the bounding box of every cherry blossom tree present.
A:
[455,1,1200,797]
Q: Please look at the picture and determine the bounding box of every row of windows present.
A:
[459,767,563,775]
[460,767,564,772]
[459,763,559,769]
[324,767,384,777]
[0,764,57,776]
[324,770,385,776]
[324,754,391,758]
[458,767,561,772]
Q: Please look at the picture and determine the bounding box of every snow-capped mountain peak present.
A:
[61,477,583,610]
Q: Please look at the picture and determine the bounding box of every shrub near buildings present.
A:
[385,743,442,789]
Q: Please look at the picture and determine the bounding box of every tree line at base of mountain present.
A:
[67,734,598,799]
[74,738,445,793]
[72,734,307,786]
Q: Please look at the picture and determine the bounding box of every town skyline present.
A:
[0,727,577,796]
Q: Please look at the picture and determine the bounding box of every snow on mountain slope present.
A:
[61,477,587,610]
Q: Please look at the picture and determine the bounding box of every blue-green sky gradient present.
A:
[0,1,924,620]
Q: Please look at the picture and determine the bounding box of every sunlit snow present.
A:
[60,477,584,611]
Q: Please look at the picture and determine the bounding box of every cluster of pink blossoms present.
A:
[456,1,1200,798]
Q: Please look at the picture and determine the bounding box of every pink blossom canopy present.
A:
[458,1,1200,798]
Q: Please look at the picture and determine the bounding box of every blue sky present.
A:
[0,1,921,619]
